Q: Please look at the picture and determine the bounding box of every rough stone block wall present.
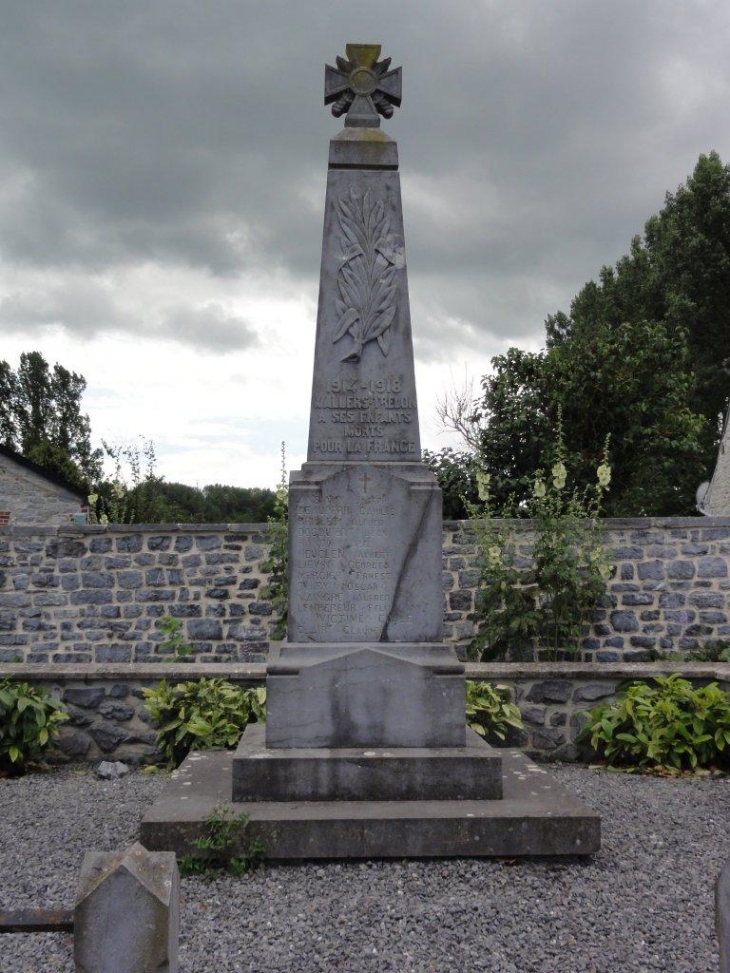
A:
[0,452,85,526]
[444,517,730,661]
[0,525,274,664]
[2,517,730,664]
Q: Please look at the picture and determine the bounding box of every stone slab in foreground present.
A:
[141,749,600,859]
[74,842,179,973]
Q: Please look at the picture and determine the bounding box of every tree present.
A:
[472,349,554,512]
[154,482,277,523]
[465,153,729,516]
[423,447,479,519]
[0,352,103,488]
[91,439,279,525]
[645,151,730,436]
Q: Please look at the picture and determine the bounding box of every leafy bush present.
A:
[579,674,730,772]
[0,680,68,775]
[465,680,523,744]
[423,447,479,519]
[142,678,266,767]
[468,412,612,662]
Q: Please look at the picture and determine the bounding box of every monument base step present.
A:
[232,724,503,801]
[140,749,600,859]
[265,642,466,749]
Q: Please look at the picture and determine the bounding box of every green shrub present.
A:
[465,680,523,744]
[142,678,266,767]
[0,679,68,775]
[579,674,730,772]
[468,411,612,662]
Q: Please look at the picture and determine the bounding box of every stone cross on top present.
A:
[324,44,402,128]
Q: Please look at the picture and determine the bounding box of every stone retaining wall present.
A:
[2,517,730,665]
[3,662,727,765]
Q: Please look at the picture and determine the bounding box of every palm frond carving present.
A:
[334,189,401,363]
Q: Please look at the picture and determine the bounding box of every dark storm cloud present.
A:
[0,279,257,353]
[1,1,729,352]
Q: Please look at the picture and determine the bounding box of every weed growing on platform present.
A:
[178,805,265,877]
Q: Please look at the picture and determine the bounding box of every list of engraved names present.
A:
[294,471,398,639]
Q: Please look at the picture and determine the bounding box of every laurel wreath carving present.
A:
[333,188,401,363]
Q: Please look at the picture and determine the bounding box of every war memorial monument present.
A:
[142,45,600,859]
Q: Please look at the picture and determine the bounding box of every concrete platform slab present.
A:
[141,749,600,859]
[232,724,503,802]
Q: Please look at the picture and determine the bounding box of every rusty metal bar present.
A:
[0,908,74,934]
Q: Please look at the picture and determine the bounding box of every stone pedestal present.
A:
[265,643,465,749]
[232,724,502,802]
[141,748,600,859]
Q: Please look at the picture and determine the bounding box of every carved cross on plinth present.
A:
[324,44,402,128]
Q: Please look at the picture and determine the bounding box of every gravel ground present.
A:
[0,763,728,973]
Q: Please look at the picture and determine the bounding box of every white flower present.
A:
[533,478,546,499]
[488,546,502,567]
[87,493,98,506]
[100,514,109,526]
[552,461,567,490]
[476,470,491,502]
[597,463,611,488]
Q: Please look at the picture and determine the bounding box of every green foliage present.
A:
[0,351,103,488]
[0,680,68,775]
[470,348,552,513]
[89,438,278,526]
[579,674,730,772]
[178,805,265,877]
[475,324,705,517]
[469,414,612,662]
[91,438,181,525]
[423,447,479,519]
[141,678,267,767]
[686,640,730,663]
[261,443,288,640]
[157,616,193,662]
[465,681,523,743]
[464,153,730,517]
[148,482,277,524]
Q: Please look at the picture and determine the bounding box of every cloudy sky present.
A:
[2,1,730,489]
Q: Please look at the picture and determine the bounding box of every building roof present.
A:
[0,443,88,501]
